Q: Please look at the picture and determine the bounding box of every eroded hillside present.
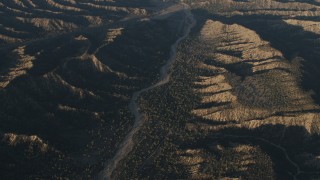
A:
[0,0,149,45]
[1,0,320,179]
[109,0,320,179]
[0,0,189,179]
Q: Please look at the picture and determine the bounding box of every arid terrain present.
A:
[1,0,320,179]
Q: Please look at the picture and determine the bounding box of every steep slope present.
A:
[0,0,188,179]
[0,0,149,45]
[109,0,320,179]
[1,0,320,179]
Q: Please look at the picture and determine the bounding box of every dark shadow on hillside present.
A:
[191,9,320,105]
[179,124,320,180]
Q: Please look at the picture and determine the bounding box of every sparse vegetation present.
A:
[1,0,320,179]
[111,3,320,178]
[0,1,184,178]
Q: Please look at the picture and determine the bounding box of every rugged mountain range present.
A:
[1,0,320,179]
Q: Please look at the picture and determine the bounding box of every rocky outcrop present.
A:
[2,133,50,153]
[284,19,320,35]
[0,46,35,88]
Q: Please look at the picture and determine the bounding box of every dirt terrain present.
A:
[1,0,320,179]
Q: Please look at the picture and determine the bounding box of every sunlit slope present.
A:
[112,1,320,179]
[0,3,186,178]
[1,0,320,179]
[0,0,149,45]
[189,20,319,130]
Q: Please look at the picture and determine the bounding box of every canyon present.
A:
[1,0,320,179]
